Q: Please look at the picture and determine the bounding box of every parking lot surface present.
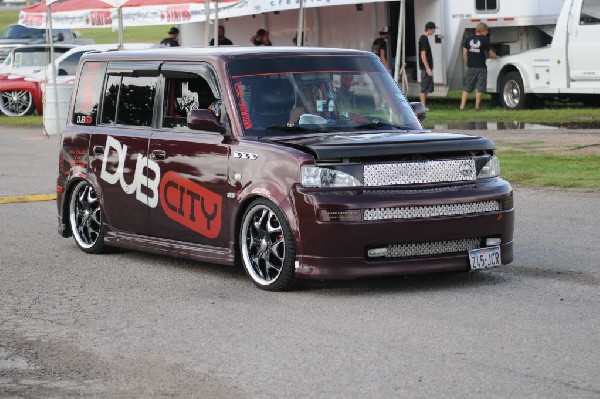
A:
[1,127,599,398]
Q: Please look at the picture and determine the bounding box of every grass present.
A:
[499,153,600,189]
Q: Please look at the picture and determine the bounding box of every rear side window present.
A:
[100,75,158,127]
[72,61,107,126]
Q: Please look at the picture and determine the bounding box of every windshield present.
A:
[228,55,421,137]
[3,47,71,68]
[0,25,45,40]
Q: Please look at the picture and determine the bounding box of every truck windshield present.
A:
[228,55,421,137]
[0,25,46,40]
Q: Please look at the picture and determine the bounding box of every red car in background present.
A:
[0,44,74,116]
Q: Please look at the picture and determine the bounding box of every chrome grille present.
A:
[364,201,500,221]
[363,159,476,186]
[386,238,481,258]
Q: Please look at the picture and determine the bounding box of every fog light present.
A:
[486,237,501,246]
[367,247,388,258]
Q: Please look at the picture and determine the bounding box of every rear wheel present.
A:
[0,90,35,116]
[240,199,298,291]
[69,180,108,254]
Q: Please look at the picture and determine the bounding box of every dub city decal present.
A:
[160,171,222,239]
[99,136,222,238]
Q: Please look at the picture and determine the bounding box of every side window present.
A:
[72,61,107,126]
[100,74,158,127]
[580,0,600,25]
[475,0,498,13]
[161,76,216,129]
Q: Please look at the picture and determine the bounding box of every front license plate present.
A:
[469,246,501,270]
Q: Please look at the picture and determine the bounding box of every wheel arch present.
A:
[496,63,531,93]
[232,189,299,266]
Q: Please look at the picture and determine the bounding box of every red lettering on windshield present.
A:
[234,81,253,130]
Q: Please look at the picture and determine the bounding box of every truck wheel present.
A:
[239,198,298,291]
[500,71,532,110]
[0,90,36,116]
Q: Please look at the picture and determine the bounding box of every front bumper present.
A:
[290,179,514,279]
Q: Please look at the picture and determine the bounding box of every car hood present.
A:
[263,131,495,160]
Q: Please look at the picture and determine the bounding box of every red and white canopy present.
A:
[19,0,381,29]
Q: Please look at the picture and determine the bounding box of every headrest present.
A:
[262,79,294,106]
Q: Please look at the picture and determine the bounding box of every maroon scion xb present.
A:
[56,47,514,291]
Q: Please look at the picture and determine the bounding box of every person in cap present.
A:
[160,27,180,47]
[372,25,391,73]
[250,29,272,46]
[209,25,233,46]
[418,21,436,107]
[460,22,496,110]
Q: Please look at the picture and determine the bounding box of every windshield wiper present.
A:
[353,120,410,130]
[266,124,311,132]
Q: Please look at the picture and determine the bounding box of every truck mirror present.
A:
[187,109,224,133]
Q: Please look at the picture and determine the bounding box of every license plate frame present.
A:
[469,246,501,270]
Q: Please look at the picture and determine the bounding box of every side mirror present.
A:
[410,101,427,122]
[187,109,224,133]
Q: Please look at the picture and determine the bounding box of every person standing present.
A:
[250,29,272,46]
[418,21,436,108]
[460,22,497,110]
[209,25,233,46]
[372,25,391,73]
[160,27,180,47]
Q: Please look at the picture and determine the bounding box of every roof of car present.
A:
[11,44,78,51]
[80,46,372,62]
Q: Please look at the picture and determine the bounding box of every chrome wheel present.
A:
[0,90,35,116]
[69,181,105,252]
[500,71,528,110]
[240,200,297,291]
[502,79,521,109]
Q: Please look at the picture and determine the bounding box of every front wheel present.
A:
[239,199,298,291]
[0,90,36,116]
[69,180,109,254]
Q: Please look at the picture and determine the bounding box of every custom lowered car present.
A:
[57,47,514,291]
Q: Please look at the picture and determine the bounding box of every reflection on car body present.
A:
[57,47,514,291]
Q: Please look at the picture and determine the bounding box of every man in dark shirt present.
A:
[209,25,233,46]
[160,27,180,47]
[418,21,436,108]
[460,22,497,110]
[372,25,391,73]
[250,29,272,46]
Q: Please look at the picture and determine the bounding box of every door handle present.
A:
[151,150,166,160]
[93,145,104,155]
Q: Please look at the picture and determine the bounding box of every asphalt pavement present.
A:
[1,126,599,398]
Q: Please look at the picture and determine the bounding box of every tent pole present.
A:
[204,0,210,46]
[394,0,408,93]
[213,0,219,46]
[296,0,304,46]
[117,7,124,49]
[48,3,60,139]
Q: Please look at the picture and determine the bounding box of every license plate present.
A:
[469,246,501,270]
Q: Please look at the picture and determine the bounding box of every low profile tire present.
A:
[499,71,532,110]
[0,90,36,116]
[69,180,108,254]
[240,199,298,291]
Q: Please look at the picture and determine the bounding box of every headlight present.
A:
[477,155,500,178]
[301,165,362,188]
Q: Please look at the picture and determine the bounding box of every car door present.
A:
[89,61,161,235]
[148,62,230,247]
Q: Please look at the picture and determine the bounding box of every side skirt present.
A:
[104,229,236,266]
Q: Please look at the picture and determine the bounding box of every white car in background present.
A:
[0,43,157,117]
